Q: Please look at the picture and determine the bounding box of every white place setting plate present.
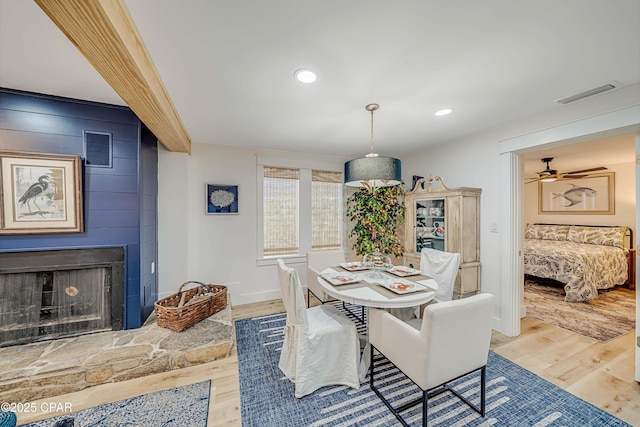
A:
[380,278,426,294]
[386,265,421,277]
[321,271,360,286]
[339,262,368,271]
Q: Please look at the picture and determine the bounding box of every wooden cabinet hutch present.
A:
[403,176,481,298]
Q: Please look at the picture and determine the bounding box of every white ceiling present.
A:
[1,0,639,159]
[521,132,637,177]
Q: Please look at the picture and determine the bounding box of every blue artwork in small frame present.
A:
[206,184,238,214]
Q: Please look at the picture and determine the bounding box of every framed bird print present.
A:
[538,172,614,215]
[0,151,83,234]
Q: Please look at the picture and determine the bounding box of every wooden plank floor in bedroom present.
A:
[17,298,640,427]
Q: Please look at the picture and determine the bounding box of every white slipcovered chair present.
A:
[368,293,495,426]
[306,250,364,322]
[419,248,461,303]
[276,259,361,398]
[397,248,461,324]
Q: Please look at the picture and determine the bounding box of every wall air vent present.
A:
[84,130,113,167]
[555,83,617,104]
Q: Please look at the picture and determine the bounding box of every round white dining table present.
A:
[318,266,438,381]
[317,267,437,309]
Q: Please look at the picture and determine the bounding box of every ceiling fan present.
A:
[525,157,607,184]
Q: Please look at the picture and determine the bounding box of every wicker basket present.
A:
[154,281,228,332]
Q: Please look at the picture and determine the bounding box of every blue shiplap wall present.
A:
[0,88,158,329]
[140,124,158,320]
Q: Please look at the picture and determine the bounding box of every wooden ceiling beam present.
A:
[35,0,191,153]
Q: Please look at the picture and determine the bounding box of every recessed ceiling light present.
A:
[435,108,454,116]
[294,69,317,84]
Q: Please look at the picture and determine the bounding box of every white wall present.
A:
[401,130,505,319]
[157,143,347,306]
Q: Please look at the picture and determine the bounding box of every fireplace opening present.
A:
[0,247,124,347]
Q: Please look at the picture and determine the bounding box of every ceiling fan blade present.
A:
[559,174,588,179]
[562,166,607,175]
[525,178,539,184]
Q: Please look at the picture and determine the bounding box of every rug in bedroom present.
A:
[23,380,210,427]
[236,311,630,427]
[524,278,635,342]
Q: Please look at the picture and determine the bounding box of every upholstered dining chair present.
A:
[368,293,495,426]
[306,250,344,306]
[276,259,361,398]
[306,250,365,322]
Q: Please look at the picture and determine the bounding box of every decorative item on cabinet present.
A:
[403,175,481,298]
[412,175,425,190]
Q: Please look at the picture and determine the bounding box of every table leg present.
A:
[358,306,371,382]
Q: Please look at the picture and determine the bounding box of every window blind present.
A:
[263,166,299,256]
[312,170,342,250]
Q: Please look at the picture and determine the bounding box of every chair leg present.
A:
[369,343,375,385]
[342,301,366,324]
[369,345,418,427]
[422,389,428,427]
[307,289,327,307]
[370,349,487,426]
[480,365,486,417]
[428,366,486,416]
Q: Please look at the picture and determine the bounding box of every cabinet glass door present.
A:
[415,199,445,252]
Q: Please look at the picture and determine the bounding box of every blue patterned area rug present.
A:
[24,380,210,427]
[236,307,629,427]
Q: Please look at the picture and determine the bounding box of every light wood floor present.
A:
[16,298,639,426]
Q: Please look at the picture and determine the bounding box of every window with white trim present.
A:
[259,162,342,262]
[263,166,300,256]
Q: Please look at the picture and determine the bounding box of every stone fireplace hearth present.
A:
[0,306,234,403]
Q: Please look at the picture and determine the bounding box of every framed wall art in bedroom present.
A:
[538,172,614,215]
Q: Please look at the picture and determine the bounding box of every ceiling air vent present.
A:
[555,83,617,104]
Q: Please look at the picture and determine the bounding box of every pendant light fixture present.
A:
[344,103,402,189]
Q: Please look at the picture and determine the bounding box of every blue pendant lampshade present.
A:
[344,103,402,189]
[344,156,402,188]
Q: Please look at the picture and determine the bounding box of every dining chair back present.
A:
[277,259,309,331]
[368,293,494,426]
[307,250,365,323]
[419,248,461,302]
[276,259,361,398]
[306,250,345,305]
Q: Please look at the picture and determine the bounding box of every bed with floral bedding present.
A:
[523,224,630,302]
